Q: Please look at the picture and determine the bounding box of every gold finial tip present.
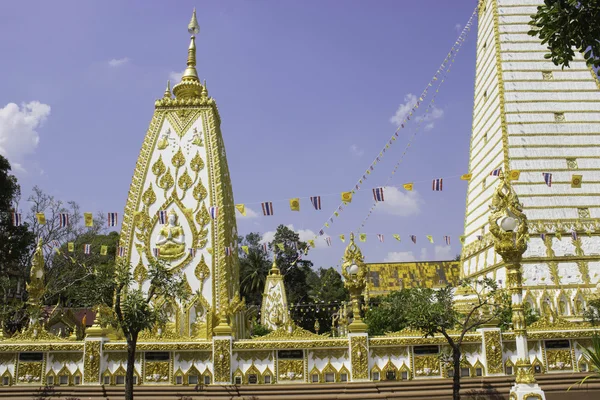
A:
[188,8,200,35]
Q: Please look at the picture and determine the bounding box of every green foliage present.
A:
[403,279,504,400]
[497,291,540,331]
[0,155,35,334]
[310,267,348,303]
[251,323,272,337]
[529,0,600,74]
[572,335,600,388]
[365,290,411,336]
[238,233,270,305]
[585,298,600,325]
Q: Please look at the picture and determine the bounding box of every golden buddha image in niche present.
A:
[156,209,186,260]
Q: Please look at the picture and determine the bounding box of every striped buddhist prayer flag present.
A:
[540,233,546,242]
[319,229,324,236]
[542,173,552,187]
[152,247,160,258]
[410,235,417,244]
[59,213,69,228]
[12,212,22,226]
[84,244,91,255]
[158,210,168,224]
[189,248,197,257]
[373,187,385,202]
[118,246,125,257]
[209,206,218,219]
[432,178,443,191]
[572,231,578,241]
[377,234,384,243]
[261,202,273,216]
[444,236,451,245]
[310,196,321,210]
[325,237,332,247]
[107,212,118,227]
[477,235,483,241]
[490,168,502,176]
[225,247,232,256]
[51,240,60,249]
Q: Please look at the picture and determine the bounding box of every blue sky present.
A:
[0,0,479,269]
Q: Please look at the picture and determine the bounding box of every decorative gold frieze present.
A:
[546,349,573,372]
[84,341,101,384]
[277,360,304,381]
[17,362,43,383]
[483,331,503,374]
[413,355,440,377]
[145,361,170,383]
[213,339,231,383]
[350,336,368,380]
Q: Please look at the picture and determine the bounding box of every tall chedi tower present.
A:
[119,10,242,339]
[462,0,600,315]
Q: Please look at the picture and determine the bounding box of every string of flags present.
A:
[296,6,479,253]
[355,17,471,234]
[5,169,576,230]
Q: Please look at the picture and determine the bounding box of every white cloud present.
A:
[390,93,417,126]
[260,224,327,248]
[237,206,259,219]
[349,144,364,157]
[455,23,462,33]
[420,247,428,260]
[375,186,421,216]
[0,101,51,170]
[417,105,444,131]
[384,251,416,262]
[389,93,444,131]
[108,57,130,67]
[434,245,453,260]
[169,70,185,83]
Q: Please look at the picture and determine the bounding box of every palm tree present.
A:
[239,250,269,304]
[576,336,600,386]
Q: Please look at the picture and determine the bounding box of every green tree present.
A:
[307,267,349,334]
[404,279,504,400]
[270,225,315,304]
[101,260,188,400]
[238,233,270,305]
[497,291,539,331]
[585,297,600,325]
[529,0,600,75]
[365,290,411,336]
[45,231,119,307]
[0,155,36,334]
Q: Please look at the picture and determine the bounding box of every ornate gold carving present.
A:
[213,339,231,383]
[133,259,148,286]
[234,350,273,362]
[158,168,174,191]
[515,359,536,384]
[414,355,440,377]
[250,325,329,341]
[194,255,210,282]
[311,349,348,361]
[152,155,166,177]
[142,184,157,207]
[190,151,204,172]
[50,352,82,365]
[370,346,408,359]
[156,209,186,260]
[178,169,193,192]
[234,339,346,350]
[277,360,304,381]
[483,331,503,374]
[546,349,572,371]
[84,341,101,384]
[17,362,43,383]
[350,335,368,380]
[105,352,127,364]
[171,148,186,170]
[145,361,170,383]
[0,353,16,365]
[566,158,579,169]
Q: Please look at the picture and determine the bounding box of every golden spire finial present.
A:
[163,80,171,98]
[173,9,203,99]
[270,256,281,275]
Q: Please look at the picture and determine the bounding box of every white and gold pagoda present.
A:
[462,0,600,318]
[0,4,599,395]
[118,10,242,341]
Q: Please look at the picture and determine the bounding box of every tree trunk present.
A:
[452,345,461,400]
[125,333,138,400]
